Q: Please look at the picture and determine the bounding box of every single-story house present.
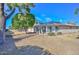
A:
[33,21,79,34]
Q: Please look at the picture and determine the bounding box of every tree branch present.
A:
[5,8,15,20]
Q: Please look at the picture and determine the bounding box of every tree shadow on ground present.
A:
[0,31,52,55]
[0,45,52,55]
[15,45,52,55]
[14,33,36,42]
[0,31,17,54]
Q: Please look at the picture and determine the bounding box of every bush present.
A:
[76,35,79,39]
[57,32,62,35]
[48,32,55,36]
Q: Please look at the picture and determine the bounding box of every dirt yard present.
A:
[13,32,79,55]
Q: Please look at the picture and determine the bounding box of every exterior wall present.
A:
[34,24,79,34]
[55,25,79,29]
[58,29,79,33]
[27,28,34,32]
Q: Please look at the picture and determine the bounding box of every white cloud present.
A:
[35,17,43,21]
[45,17,52,22]
[36,16,53,23]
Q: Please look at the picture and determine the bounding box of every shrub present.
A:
[48,32,55,36]
[76,35,79,39]
[57,32,62,35]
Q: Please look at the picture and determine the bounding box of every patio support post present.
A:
[46,26,48,33]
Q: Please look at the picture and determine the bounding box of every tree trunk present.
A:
[0,4,15,44]
[24,28,27,34]
[0,3,5,44]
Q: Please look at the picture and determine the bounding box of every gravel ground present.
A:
[1,32,79,55]
[14,32,79,55]
[0,33,51,55]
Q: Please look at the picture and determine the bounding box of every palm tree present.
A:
[74,8,79,15]
[0,3,35,45]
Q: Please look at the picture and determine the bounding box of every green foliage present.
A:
[25,13,35,27]
[7,3,34,13]
[5,3,35,18]
[12,13,35,30]
[6,3,35,31]
[12,13,22,29]
[74,8,79,15]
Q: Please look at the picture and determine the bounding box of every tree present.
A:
[74,8,79,15]
[0,3,35,45]
[12,13,35,33]
[0,3,5,44]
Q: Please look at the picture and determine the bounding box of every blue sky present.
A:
[5,3,79,28]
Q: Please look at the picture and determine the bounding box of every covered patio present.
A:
[34,24,79,34]
[34,24,58,34]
